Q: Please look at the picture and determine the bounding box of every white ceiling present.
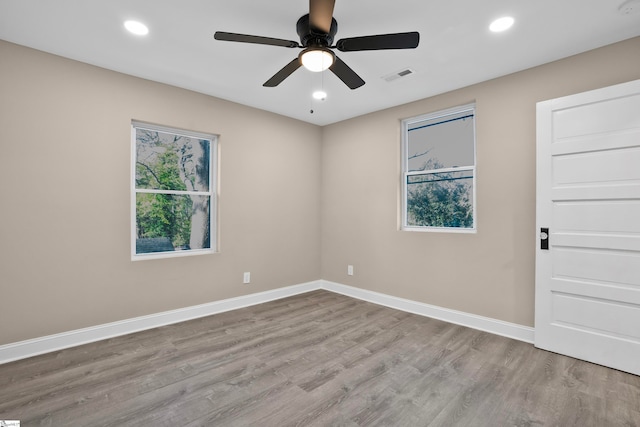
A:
[1,0,639,126]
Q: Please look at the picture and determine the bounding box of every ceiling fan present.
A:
[214,0,420,89]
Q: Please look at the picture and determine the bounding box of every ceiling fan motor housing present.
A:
[296,14,338,47]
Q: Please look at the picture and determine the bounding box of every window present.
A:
[132,121,217,259]
[401,104,476,231]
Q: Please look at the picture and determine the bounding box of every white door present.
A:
[535,79,640,376]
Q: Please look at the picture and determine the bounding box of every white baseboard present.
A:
[0,280,321,365]
[0,279,534,364]
[320,280,535,344]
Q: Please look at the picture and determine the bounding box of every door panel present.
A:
[535,78,640,375]
[553,200,640,234]
[552,146,640,185]
[552,292,640,340]
[553,248,640,286]
[552,93,640,138]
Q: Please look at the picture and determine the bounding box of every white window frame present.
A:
[401,103,477,233]
[131,121,218,260]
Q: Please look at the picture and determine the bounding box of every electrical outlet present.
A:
[243,272,251,284]
[347,265,354,276]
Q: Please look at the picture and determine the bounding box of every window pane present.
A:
[135,129,210,192]
[407,171,473,228]
[407,112,474,172]
[135,193,210,254]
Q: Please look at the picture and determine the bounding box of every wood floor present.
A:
[1,290,639,426]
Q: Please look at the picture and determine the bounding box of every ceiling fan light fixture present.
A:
[300,48,335,72]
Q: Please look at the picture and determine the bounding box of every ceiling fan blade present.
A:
[263,58,302,87]
[329,56,365,90]
[309,0,336,33]
[336,32,420,52]
[214,31,300,48]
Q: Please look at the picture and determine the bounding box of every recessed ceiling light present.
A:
[312,90,327,100]
[124,20,149,36]
[489,16,514,33]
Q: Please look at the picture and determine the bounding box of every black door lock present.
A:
[540,227,549,250]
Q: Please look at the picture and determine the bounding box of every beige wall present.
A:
[320,37,640,327]
[0,40,322,345]
[2,37,639,346]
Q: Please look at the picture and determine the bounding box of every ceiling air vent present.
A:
[382,68,415,83]
[618,0,640,14]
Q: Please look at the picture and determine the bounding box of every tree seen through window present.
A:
[133,123,216,258]
[403,105,476,230]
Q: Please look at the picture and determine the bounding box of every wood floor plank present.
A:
[1,289,639,426]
